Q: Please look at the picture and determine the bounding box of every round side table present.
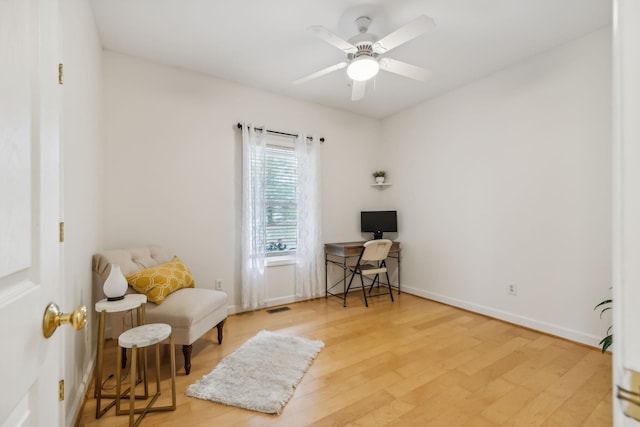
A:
[94,293,147,418]
[115,323,177,426]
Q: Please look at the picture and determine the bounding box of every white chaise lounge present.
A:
[92,245,228,374]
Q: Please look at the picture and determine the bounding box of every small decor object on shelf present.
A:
[373,170,386,184]
[103,264,128,301]
[267,239,288,252]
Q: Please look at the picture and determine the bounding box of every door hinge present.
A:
[58,63,63,85]
[58,380,64,401]
[59,222,64,243]
[618,368,640,421]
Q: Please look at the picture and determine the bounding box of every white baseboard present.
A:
[264,295,299,307]
[228,287,602,348]
[227,295,306,315]
[67,352,95,427]
[401,285,602,349]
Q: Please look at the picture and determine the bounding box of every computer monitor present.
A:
[361,210,398,240]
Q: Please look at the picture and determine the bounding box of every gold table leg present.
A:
[95,305,148,418]
[94,310,113,418]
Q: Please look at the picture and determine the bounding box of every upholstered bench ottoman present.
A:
[93,246,228,374]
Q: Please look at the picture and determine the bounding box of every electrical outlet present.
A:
[215,279,223,290]
[508,283,517,295]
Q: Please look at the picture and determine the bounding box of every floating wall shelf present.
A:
[370,183,392,189]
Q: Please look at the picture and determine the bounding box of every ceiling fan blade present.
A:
[293,62,347,85]
[379,57,431,82]
[373,15,435,53]
[351,80,365,101]
[309,26,358,54]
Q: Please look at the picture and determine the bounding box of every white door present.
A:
[613,0,640,425]
[0,0,63,425]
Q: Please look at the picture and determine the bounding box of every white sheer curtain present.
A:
[241,124,267,310]
[295,133,323,299]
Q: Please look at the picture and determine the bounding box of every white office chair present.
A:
[345,239,394,307]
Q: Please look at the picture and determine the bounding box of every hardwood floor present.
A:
[76,293,612,426]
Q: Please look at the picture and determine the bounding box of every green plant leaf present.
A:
[599,306,611,318]
[594,299,612,310]
[599,335,613,353]
[595,295,613,354]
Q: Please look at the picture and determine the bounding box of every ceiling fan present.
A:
[293,15,435,101]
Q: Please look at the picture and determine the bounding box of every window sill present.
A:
[266,254,297,267]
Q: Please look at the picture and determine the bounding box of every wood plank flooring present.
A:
[76,293,612,426]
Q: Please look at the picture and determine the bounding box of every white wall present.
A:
[100,28,612,342]
[102,52,382,311]
[382,28,612,346]
[60,0,103,425]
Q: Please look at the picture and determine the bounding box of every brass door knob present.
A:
[43,303,87,338]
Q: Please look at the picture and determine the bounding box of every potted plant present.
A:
[373,170,386,184]
[594,297,612,353]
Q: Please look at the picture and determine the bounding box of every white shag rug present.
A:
[185,330,324,414]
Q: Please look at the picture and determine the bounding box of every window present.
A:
[265,137,297,254]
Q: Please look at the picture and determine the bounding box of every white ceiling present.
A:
[89,0,611,119]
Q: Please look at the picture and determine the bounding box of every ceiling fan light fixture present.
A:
[347,56,379,82]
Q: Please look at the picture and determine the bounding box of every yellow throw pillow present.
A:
[126,256,195,304]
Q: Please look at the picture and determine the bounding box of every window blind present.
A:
[265,144,297,253]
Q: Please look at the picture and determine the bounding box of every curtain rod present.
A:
[236,123,325,143]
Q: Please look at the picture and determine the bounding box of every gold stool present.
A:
[116,323,176,426]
